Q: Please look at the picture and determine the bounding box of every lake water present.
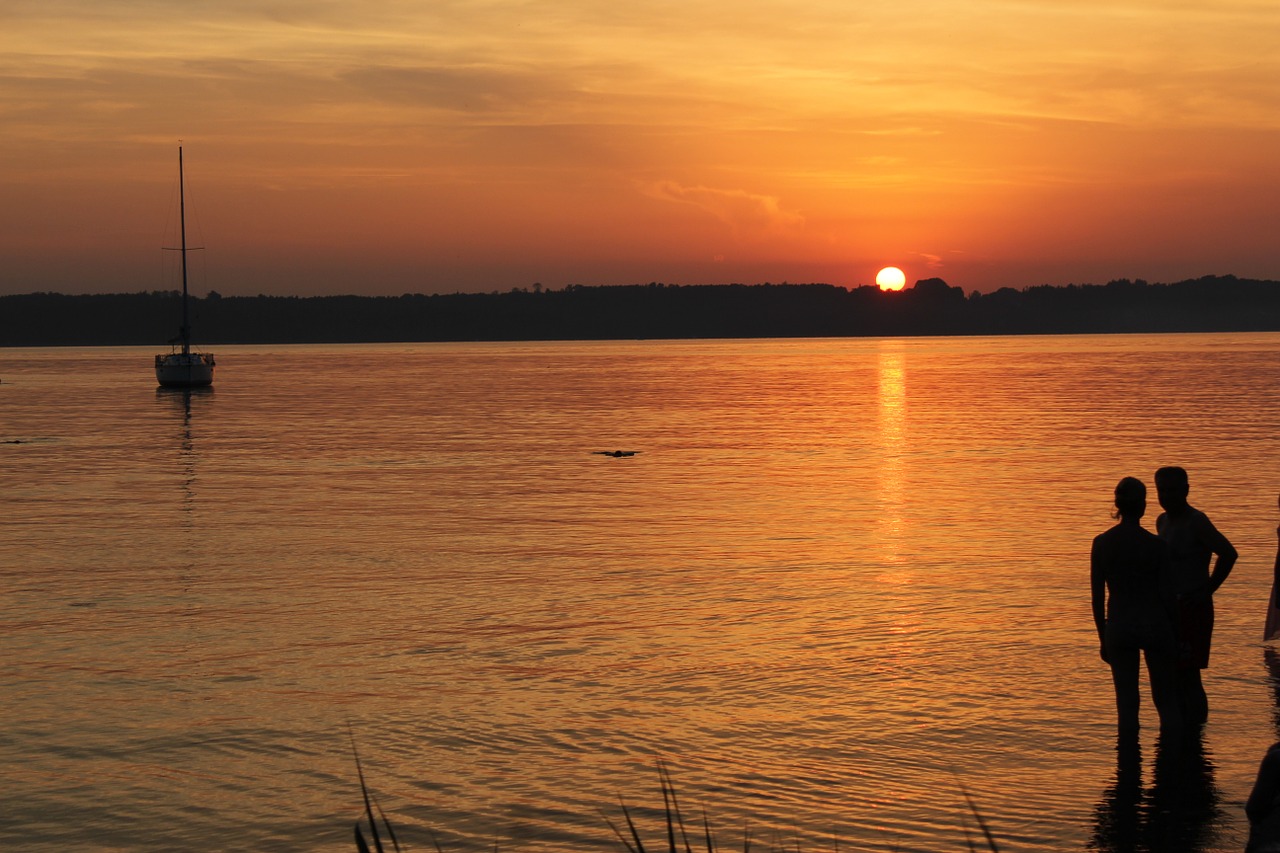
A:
[4,334,1280,852]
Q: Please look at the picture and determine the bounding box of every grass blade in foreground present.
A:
[351,733,402,853]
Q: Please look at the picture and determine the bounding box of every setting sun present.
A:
[876,267,907,291]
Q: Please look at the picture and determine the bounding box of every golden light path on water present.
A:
[876,340,908,565]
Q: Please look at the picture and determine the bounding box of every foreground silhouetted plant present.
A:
[602,760,730,853]
[352,753,999,852]
[600,761,999,853]
[352,735,405,853]
[960,787,999,853]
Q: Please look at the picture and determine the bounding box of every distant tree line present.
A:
[2,275,1279,346]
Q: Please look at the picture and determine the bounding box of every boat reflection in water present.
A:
[157,386,212,516]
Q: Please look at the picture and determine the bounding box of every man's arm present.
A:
[1198,513,1237,594]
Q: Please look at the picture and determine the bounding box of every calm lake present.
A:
[4,333,1280,852]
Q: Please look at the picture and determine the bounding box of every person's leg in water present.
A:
[1107,623,1142,735]
[1144,622,1184,735]
[1180,668,1209,726]
[1177,596,1213,726]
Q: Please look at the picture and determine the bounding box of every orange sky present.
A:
[3,1,1279,296]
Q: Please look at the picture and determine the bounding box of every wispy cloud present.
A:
[645,181,804,234]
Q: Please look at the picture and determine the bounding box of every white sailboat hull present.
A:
[155,352,215,387]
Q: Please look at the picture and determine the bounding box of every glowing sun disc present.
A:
[876,266,907,291]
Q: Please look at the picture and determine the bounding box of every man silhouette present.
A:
[1154,466,1237,725]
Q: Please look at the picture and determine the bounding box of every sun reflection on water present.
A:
[875,340,907,564]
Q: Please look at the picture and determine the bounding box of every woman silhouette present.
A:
[1091,477,1183,736]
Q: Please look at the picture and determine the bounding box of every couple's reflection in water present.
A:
[1090,730,1221,852]
[1090,646,1280,851]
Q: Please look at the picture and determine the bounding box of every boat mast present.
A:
[178,146,190,355]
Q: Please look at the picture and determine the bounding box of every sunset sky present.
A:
[4,0,1280,296]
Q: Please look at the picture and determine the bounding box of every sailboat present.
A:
[155,146,216,388]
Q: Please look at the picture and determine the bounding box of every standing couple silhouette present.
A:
[1090,466,1238,737]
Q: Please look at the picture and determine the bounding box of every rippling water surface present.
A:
[5,334,1280,852]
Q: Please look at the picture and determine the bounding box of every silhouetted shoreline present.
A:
[3,275,1279,346]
